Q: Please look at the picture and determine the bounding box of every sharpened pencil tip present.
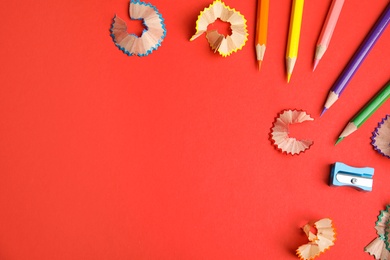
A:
[287,74,291,83]
[313,59,319,71]
[335,137,344,145]
[258,60,262,71]
[320,107,327,117]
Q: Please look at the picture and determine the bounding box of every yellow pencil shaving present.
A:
[190,0,248,57]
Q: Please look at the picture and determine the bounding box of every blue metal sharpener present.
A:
[329,162,374,191]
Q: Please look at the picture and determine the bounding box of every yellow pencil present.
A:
[286,0,304,83]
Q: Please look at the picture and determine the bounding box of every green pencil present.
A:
[336,80,390,145]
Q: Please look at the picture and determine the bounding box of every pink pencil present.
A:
[313,0,344,70]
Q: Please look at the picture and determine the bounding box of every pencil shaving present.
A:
[296,218,336,260]
[385,206,390,253]
[365,238,390,260]
[270,110,314,155]
[110,0,166,57]
[190,0,248,57]
[365,205,390,259]
[371,115,390,159]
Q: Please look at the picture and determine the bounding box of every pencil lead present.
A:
[335,137,344,145]
[258,60,262,71]
[320,107,327,117]
[313,59,319,71]
[287,73,291,83]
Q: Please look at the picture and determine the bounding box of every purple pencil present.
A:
[321,2,390,115]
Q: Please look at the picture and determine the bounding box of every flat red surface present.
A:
[0,0,389,259]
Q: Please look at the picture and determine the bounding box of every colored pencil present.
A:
[255,0,269,70]
[313,0,344,71]
[336,80,390,145]
[286,0,305,83]
[321,2,390,115]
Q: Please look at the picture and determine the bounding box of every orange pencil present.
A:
[255,0,269,70]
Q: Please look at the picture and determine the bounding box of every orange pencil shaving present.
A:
[255,0,269,70]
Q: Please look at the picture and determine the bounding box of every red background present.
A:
[0,0,389,259]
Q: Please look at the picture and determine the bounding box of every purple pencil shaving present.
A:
[371,115,390,159]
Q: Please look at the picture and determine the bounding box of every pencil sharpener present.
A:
[329,162,374,192]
